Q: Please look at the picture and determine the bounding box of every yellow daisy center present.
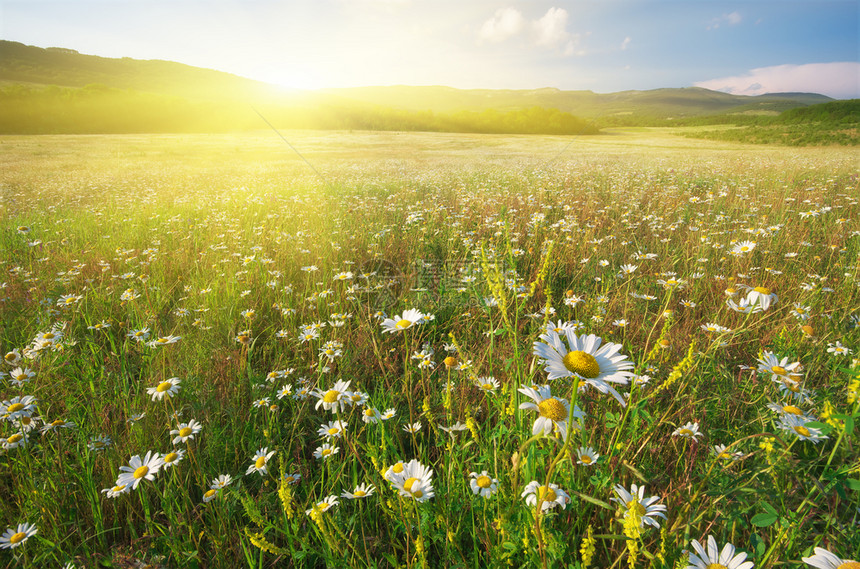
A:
[204,489,217,499]
[562,351,600,378]
[538,486,557,503]
[112,485,126,492]
[179,427,192,437]
[679,428,694,436]
[802,325,814,336]
[8,434,23,444]
[327,428,339,435]
[51,420,65,427]
[9,532,27,544]
[580,454,593,464]
[753,286,771,295]
[6,403,24,413]
[836,563,860,569]
[156,381,172,393]
[164,452,178,463]
[626,500,646,516]
[403,477,419,492]
[783,405,802,415]
[321,448,332,456]
[255,456,267,469]
[133,465,149,479]
[323,390,339,403]
[353,490,366,497]
[43,333,55,340]
[395,319,412,329]
[538,398,567,421]
[717,452,732,460]
[771,365,786,375]
[476,475,492,489]
[706,565,728,569]
[481,383,494,391]
[364,409,376,417]
[794,426,811,437]
[392,462,404,474]
[443,356,457,368]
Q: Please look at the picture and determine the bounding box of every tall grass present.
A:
[0,131,857,568]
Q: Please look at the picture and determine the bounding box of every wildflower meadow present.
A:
[1,130,858,568]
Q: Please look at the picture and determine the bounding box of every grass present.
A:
[0,129,858,568]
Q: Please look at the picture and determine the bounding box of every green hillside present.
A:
[0,40,839,136]
[676,99,859,145]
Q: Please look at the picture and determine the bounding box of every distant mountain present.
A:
[0,40,276,101]
[0,40,839,134]
[319,85,832,120]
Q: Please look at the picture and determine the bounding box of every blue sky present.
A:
[2,0,858,97]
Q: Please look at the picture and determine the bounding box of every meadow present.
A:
[0,128,857,568]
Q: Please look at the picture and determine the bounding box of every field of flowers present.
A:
[0,130,858,568]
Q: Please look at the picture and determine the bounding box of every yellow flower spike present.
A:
[580,525,596,568]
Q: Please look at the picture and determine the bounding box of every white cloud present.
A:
[477,6,583,55]
[695,62,860,99]
[532,7,569,48]
[477,7,525,43]
[620,36,631,51]
[707,11,742,30]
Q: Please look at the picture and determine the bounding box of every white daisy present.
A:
[313,379,352,413]
[170,419,202,445]
[341,483,375,499]
[246,447,276,476]
[521,481,569,512]
[388,459,434,502]
[576,446,600,466]
[685,535,754,569]
[313,443,340,460]
[380,308,425,333]
[742,285,777,311]
[101,483,131,499]
[116,451,165,490]
[802,547,858,569]
[469,471,499,498]
[146,377,181,401]
[317,420,347,439]
[756,351,802,383]
[611,483,667,529]
[777,414,828,444]
[673,421,703,441]
[305,495,339,515]
[518,384,584,440]
[0,522,37,549]
[533,331,633,406]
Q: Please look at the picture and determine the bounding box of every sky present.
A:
[2,0,858,98]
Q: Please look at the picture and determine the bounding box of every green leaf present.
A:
[846,478,860,491]
[751,512,778,527]
[761,502,778,515]
[574,491,614,510]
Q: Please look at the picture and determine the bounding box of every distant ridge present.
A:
[0,40,843,135]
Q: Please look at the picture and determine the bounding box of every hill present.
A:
[0,40,839,135]
[675,99,859,146]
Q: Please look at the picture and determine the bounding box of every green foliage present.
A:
[0,132,857,568]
